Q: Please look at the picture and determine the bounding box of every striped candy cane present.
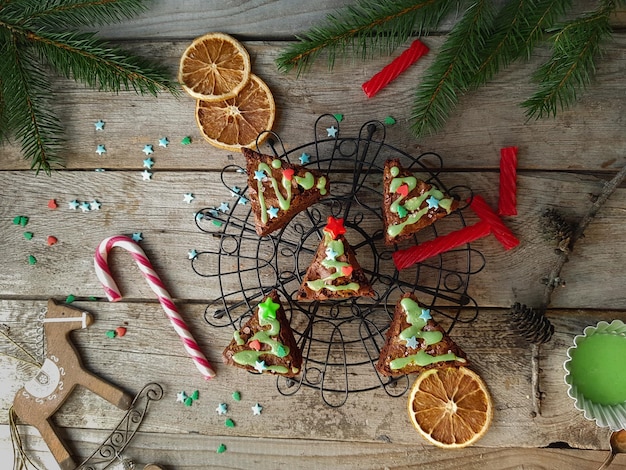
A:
[94,235,215,380]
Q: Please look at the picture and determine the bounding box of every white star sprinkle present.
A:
[183,193,195,204]
[176,391,188,403]
[254,360,267,373]
[251,403,263,415]
[90,200,101,211]
[142,170,153,181]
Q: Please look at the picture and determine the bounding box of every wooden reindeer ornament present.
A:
[12,299,132,470]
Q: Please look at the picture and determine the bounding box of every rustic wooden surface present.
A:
[2,1,626,468]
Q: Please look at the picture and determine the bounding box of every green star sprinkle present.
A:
[216,444,227,454]
[333,113,344,122]
[384,116,396,125]
[28,255,37,265]
[13,216,29,226]
[105,330,116,338]
[232,391,241,401]
[181,136,192,145]
[225,418,235,428]
[191,390,199,400]
[65,294,75,304]
[184,396,193,407]
[23,232,34,240]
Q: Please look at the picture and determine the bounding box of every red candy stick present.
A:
[498,146,518,216]
[362,39,429,98]
[392,221,491,270]
[468,195,519,250]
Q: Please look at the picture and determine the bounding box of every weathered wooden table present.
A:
[2,1,626,469]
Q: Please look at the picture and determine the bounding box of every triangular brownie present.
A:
[382,158,459,245]
[376,293,468,377]
[244,148,329,237]
[297,216,375,301]
[222,290,302,377]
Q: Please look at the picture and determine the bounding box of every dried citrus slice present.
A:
[178,32,251,101]
[195,74,275,152]
[408,367,493,448]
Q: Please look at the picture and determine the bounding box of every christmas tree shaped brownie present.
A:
[222,290,302,377]
[376,293,468,377]
[382,158,459,245]
[244,148,329,237]
[297,216,375,301]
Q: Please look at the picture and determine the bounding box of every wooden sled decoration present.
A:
[12,299,133,470]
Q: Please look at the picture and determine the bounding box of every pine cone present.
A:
[509,302,554,344]
[540,209,575,252]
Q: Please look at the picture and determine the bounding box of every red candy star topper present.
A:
[324,216,346,240]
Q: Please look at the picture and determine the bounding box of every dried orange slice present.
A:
[408,367,493,448]
[178,32,251,101]
[195,74,275,152]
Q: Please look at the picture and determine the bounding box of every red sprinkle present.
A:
[47,236,58,246]
[47,199,57,209]
[283,168,294,181]
[396,184,409,197]
[115,326,127,337]
[249,339,262,351]
[341,265,353,276]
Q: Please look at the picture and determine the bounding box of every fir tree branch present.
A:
[521,2,615,119]
[470,0,572,88]
[276,0,459,74]
[1,36,63,174]
[19,0,149,29]
[24,29,178,96]
[410,0,495,138]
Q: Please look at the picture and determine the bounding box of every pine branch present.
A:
[0,0,178,173]
[276,0,459,74]
[521,1,615,119]
[410,0,496,138]
[470,0,572,89]
[27,30,178,96]
[17,0,149,29]
[0,37,63,174]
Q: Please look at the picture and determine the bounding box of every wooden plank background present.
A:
[2,1,626,468]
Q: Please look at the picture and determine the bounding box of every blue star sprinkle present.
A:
[142,170,152,181]
[254,360,267,373]
[195,212,204,220]
[426,196,440,209]
[267,206,279,219]
[230,186,241,197]
[68,200,79,210]
[159,137,169,148]
[208,209,219,218]
[238,196,248,205]
[96,144,106,156]
[405,336,419,349]
[299,153,310,164]
[218,202,230,213]
[326,126,338,137]
[90,200,101,211]
[183,193,194,204]
[216,403,228,415]
[188,249,198,259]
[132,232,143,242]
[254,170,266,181]
[325,246,338,260]
[420,309,432,321]
[142,144,154,155]
[94,120,105,131]
[80,202,91,212]
[143,157,154,169]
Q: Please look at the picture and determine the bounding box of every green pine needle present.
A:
[276,0,459,74]
[0,0,178,174]
[410,0,496,138]
[522,2,615,120]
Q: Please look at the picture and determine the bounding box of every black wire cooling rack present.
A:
[191,114,485,407]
